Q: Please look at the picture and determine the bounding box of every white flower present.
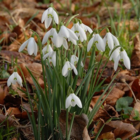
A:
[87,34,105,52]
[114,50,130,71]
[80,23,92,33]
[42,26,78,49]
[65,93,82,108]
[42,28,56,45]
[109,47,120,61]
[120,50,130,69]
[104,32,120,50]
[41,7,59,29]
[70,55,84,67]
[19,37,38,56]
[7,72,22,87]
[42,44,53,55]
[62,61,78,77]
[43,45,56,67]
[71,22,87,42]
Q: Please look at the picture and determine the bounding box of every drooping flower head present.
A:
[62,61,78,77]
[65,93,82,108]
[42,26,78,49]
[42,45,56,67]
[114,49,130,71]
[71,22,87,42]
[41,7,59,29]
[7,72,23,87]
[19,37,38,56]
[103,32,120,50]
[70,55,84,67]
[87,34,105,52]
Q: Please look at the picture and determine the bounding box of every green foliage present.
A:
[133,110,140,121]
[115,96,133,114]
[0,126,19,140]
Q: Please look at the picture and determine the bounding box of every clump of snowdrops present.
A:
[7,6,130,140]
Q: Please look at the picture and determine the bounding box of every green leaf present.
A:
[115,96,133,113]
[1,70,10,78]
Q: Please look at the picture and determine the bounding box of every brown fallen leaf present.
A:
[4,94,21,108]
[93,105,119,121]
[116,70,136,83]
[99,132,115,140]
[11,84,27,100]
[18,62,42,79]
[105,87,125,106]
[0,113,16,126]
[131,33,140,67]
[6,107,21,116]
[101,121,137,140]
[59,110,90,140]
[0,86,7,104]
[0,50,33,63]
[130,78,140,100]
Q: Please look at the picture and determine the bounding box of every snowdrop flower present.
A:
[80,23,92,33]
[87,34,105,52]
[19,37,38,56]
[114,50,130,71]
[42,28,56,45]
[42,44,53,55]
[7,72,22,87]
[62,61,78,77]
[71,22,87,42]
[109,47,120,61]
[70,55,84,67]
[41,7,59,29]
[65,93,82,108]
[104,32,119,50]
[43,45,56,67]
[42,28,64,48]
[42,26,78,49]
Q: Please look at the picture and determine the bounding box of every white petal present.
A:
[110,47,120,61]
[70,55,78,65]
[34,42,38,56]
[87,37,94,52]
[107,32,114,50]
[7,73,14,87]
[81,23,92,33]
[41,9,48,23]
[45,17,52,29]
[62,61,69,77]
[63,39,68,50]
[95,34,105,51]
[121,51,130,69]
[52,31,63,48]
[42,29,54,45]
[16,72,23,87]
[78,26,87,41]
[50,51,56,67]
[112,35,119,47]
[68,38,77,45]
[72,93,82,108]
[27,38,35,55]
[65,94,72,108]
[85,26,92,33]
[43,52,52,60]
[19,40,29,52]
[70,63,78,75]
[67,29,78,40]
[59,25,69,38]
[52,9,59,24]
